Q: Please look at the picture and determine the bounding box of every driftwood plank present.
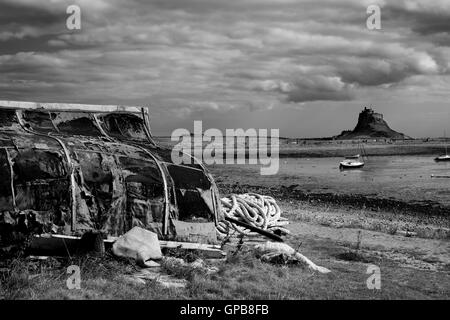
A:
[29,235,80,255]
[431,174,450,178]
[225,216,284,242]
[30,235,226,259]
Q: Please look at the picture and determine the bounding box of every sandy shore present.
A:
[217,182,449,238]
[215,180,450,294]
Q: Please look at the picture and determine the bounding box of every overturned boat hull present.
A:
[0,101,223,247]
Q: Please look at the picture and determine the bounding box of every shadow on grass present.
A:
[334,251,373,263]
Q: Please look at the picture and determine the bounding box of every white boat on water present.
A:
[339,159,365,169]
[434,154,450,162]
[340,142,366,169]
[434,130,450,162]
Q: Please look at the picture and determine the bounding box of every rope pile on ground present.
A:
[217,193,289,237]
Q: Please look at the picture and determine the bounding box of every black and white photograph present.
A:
[0,0,449,307]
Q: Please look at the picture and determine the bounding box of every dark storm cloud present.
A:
[0,1,62,27]
[383,4,450,36]
[251,76,354,103]
[0,0,449,125]
[286,77,354,103]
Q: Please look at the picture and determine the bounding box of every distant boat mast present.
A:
[445,130,448,155]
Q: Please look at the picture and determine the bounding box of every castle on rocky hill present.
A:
[335,106,409,140]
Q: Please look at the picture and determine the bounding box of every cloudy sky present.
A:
[0,0,449,137]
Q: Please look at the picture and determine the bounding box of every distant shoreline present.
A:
[156,137,448,158]
[277,143,445,158]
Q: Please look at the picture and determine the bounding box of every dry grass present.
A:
[1,236,448,300]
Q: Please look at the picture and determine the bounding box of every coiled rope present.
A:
[217,193,289,236]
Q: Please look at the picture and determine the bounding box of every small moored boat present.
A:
[339,159,365,169]
[434,130,450,162]
[340,141,366,170]
[434,154,450,162]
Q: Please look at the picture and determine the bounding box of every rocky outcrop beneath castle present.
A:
[335,107,409,140]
